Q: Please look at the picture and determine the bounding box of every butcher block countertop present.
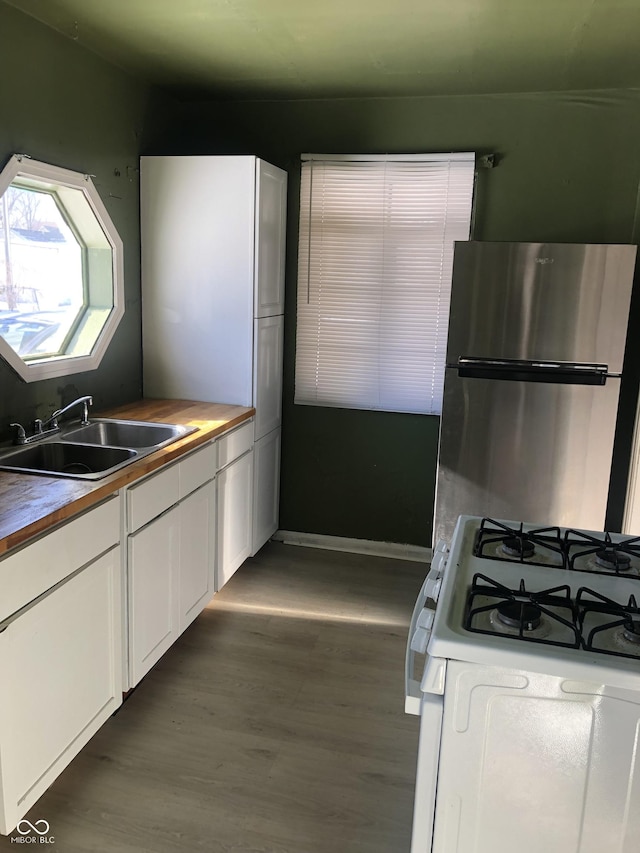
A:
[0,399,254,556]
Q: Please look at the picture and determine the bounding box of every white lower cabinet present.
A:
[0,539,122,836]
[252,426,281,555]
[0,420,261,834]
[126,443,217,688]
[128,504,180,687]
[217,449,254,589]
[179,482,216,631]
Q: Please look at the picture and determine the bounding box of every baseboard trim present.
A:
[273,530,431,562]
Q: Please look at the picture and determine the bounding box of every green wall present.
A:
[165,90,640,545]
[0,4,169,434]
[4,0,640,545]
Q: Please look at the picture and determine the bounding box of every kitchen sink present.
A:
[62,418,195,449]
[0,442,137,480]
[0,418,198,480]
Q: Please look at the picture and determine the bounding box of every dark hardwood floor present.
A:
[1,543,426,852]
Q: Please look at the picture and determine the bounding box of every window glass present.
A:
[0,186,84,356]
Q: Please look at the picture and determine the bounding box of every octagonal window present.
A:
[0,155,124,382]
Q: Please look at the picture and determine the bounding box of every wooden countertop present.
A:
[0,399,254,556]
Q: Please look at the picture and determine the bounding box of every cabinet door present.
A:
[179,480,216,632]
[252,428,281,556]
[0,548,122,836]
[254,159,287,318]
[253,315,284,440]
[128,506,180,687]
[217,451,254,589]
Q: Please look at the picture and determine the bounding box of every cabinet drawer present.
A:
[0,495,120,624]
[217,420,254,471]
[180,441,216,498]
[127,461,180,533]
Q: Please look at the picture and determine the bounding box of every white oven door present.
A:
[432,660,640,853]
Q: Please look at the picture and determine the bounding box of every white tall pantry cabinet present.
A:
[140,155,286,562]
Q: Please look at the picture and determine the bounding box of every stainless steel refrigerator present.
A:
[434,241,637,544]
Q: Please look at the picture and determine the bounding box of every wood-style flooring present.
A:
[1,542,426,853]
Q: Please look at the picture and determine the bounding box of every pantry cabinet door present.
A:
[0,547,122,836]
[253,315,284,440]
[254,159,287,318]
[179,480,216,632]
[128,506,180,687]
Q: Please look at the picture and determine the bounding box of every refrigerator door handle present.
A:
[456,356,609,385]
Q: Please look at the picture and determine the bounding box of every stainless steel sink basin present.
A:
[0,442,137,480]
[0,417,198,479]
[62,418,195,449]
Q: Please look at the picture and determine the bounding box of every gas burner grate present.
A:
[577,587,640,660]
[474,518,566,567]
[565,530,640,577]
[474,518,640,580]
[464,573,581,648]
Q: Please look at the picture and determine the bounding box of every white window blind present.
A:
[294,153,475,415]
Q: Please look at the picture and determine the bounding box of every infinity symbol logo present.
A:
[16,819,50,835]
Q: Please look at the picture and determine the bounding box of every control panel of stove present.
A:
[405,539,450,712]
[410,540,448,654]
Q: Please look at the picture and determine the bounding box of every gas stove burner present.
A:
[622,619,640,645]
[594,548,632,572]
[566,529,640,576]
[501,536,535,559]
[474,519,565,568]
[577,589,640,659]
[495,600,542,631]
[465,573,580,648]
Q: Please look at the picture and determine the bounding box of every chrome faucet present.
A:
[10,395,93,445]
[42,395,93,430]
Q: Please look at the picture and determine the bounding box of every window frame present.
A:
[0,154,124,382]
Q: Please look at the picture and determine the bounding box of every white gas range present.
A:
[405,515,640,853]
